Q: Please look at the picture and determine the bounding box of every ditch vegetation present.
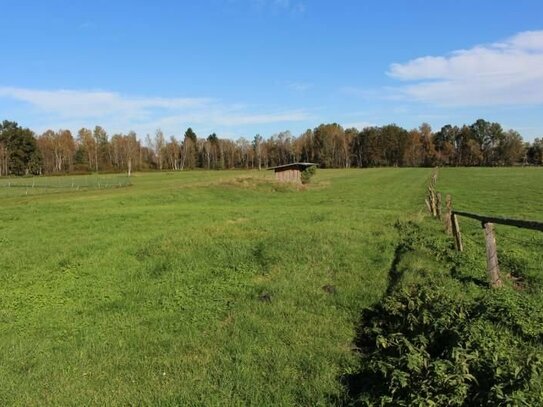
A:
[341,219,543,405]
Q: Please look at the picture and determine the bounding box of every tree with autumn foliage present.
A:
[0,117,540,176]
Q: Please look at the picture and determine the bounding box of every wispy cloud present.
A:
[211,110,310,125]
[251,0,306,14]
[285,81,313,92]
[78,21,96,30]
[339,86,381,99]
[342,121,375,130]
[0,87,210,119]
[388,30,543,106]
[0,86,311,136]
[274,0,305,13]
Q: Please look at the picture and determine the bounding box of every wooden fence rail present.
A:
[450,210,543,288]
[425,169,543,289]
[452,210,543,232]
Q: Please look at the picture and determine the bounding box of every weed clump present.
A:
[345,284,543,406]
[258,291,272,303]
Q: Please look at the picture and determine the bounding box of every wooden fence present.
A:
[425,168,543,289]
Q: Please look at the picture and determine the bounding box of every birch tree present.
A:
[154,129,165,170]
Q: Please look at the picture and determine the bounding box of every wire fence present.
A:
[0,174,132,197]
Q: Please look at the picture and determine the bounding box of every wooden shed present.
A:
[267,162,317,183]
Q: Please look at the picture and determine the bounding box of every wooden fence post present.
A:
[445,194,452,234]
[483,222,502,288]
[428,186,437,217]
[425,198,432,214]
[426,168,439,217]
[451,213,463,252]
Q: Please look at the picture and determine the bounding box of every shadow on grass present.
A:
[385,243,409,296]
[331,241,409,406]
[335,311,392,406]
[451,273,488,288]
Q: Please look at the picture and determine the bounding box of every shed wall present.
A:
[275,168,301,183]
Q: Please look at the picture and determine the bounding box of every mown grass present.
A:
[0,167,541,405]
[0,168,428,406]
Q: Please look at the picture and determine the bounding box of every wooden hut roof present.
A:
[266,162,318,171]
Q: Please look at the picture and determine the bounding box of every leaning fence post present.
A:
[445,194,452,234]
[436,192,442,220]
[451,212,463,252]
[483,222,502,288]
[431,167,438,187]
[425,197,432,214]
[428,186,437,217]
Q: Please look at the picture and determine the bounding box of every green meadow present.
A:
[0,168,542,405]
[439,167,543,289]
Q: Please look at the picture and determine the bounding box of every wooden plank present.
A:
[453,210,543,232]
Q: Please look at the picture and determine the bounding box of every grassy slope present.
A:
[0,168,428,406]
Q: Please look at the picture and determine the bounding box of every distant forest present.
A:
[1,119,542,176]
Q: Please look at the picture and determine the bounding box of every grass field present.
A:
[439,167,543,290]
[0,168,542,405]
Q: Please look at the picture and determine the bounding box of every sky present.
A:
[1,0,543,141]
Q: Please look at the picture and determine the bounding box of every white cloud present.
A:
[0,87,209,119]
[388,30,543,106]
[0,86,311,137]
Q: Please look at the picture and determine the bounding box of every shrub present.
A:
[301,165,317,184]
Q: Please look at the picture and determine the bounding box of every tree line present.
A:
[0,118,542,176]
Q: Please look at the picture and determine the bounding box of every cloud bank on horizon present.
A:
[388,30,543,107]
[0,87,312,137]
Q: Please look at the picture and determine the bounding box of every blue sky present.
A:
[1,0,543,141]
